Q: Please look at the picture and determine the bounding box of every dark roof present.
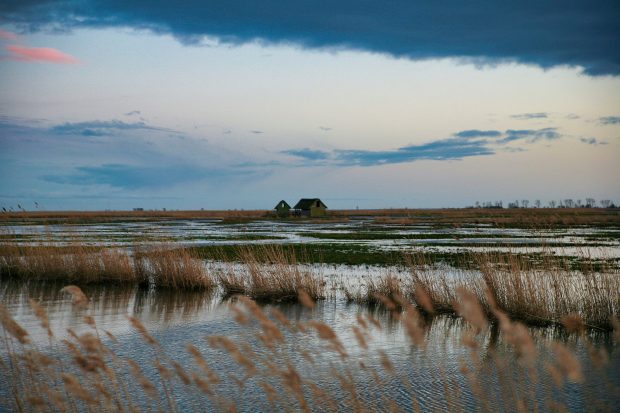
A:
[293,198,327,210]
[274,200,291,209]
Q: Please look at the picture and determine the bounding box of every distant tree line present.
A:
[469,198,617,209]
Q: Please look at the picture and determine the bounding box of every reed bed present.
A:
[400,253,620,330]
[236,245,325,302]
[344,273,405,308]
[135,247,215,290]
[335,252,619,330]
[2,240,618,328]
[0,284,617,412]
[0,244,140,284]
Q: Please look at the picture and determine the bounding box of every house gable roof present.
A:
[293,198,327,210]
[274,200,291,210]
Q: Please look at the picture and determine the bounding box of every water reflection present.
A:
[0,278,618,412]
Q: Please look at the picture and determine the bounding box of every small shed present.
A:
[274,200,291,217]
[293,198,328,217]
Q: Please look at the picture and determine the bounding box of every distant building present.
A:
[293,198,328,217]
[274,200,291,217]
[133,208,144,211]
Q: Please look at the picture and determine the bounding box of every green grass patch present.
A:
[302,231,543,240]
[186,242,619,271]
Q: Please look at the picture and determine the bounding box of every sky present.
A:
[0,1,619,211]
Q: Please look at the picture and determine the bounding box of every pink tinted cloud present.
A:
[0,29,18,41]
[5,45,79,64]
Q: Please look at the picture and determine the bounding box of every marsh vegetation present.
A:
[0,208,618,411]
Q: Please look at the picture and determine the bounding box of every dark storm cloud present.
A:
[1,1,618,75]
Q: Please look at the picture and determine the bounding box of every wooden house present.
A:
[274,200,291,217]
[293,198,328,217]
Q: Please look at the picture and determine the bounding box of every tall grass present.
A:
[135,247,215,290]
[0,243,325,301]
[0,284,616,412]
[0,243,139,284]
[237,245,325,302]
[343,273,405,309]
[2,241,618,328]
[401,252,619,330]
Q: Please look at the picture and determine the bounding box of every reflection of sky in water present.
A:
[2,219,619,258]
[1,280,618,411]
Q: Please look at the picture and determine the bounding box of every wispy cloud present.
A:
[454,130,501,138]
[599,116,620,125]
[580,137,608,145]
[0,29,18,41]
[511,113,548,120]
[2,1,618,75]
[499,128,559,143]
[283,127,562,167]
[42,164,232,189]
[50,120,174,137]
[282,148,330,161]
[3,45,78,64]
[333,138,494,166]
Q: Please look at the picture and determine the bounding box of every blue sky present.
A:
[0,1,619,210]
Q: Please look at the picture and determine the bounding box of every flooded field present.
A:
[1,209,619,411]
[1,280,618,412]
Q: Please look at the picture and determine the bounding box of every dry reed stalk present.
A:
[236,296,284,349]
[403,251,618,330]
[479,252,619,329]
[127,315,158,346]
[207,336,257,376]
[0,241,138,284]
[140,247,216,290]
[237,245,324,302]
[60,285,89,308]
[306,320,347,358]
[218,267,247,296]
[344,273,406,311]
[0,304,30,344]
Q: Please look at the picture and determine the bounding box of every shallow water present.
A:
[2,218,619,258]
[1,279,618,412]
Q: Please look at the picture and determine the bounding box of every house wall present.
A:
[275,206,290,217]
[310,206,326,217]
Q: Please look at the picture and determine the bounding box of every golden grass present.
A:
[1,242,325,301]
[2,239,618,328]
[2,207,618,228]
[0,243,139,284]
[344,273,405,309]
[237,245,325,302]
[401,252,619,330]
[135,247,215,290]
[0,284,616,412]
